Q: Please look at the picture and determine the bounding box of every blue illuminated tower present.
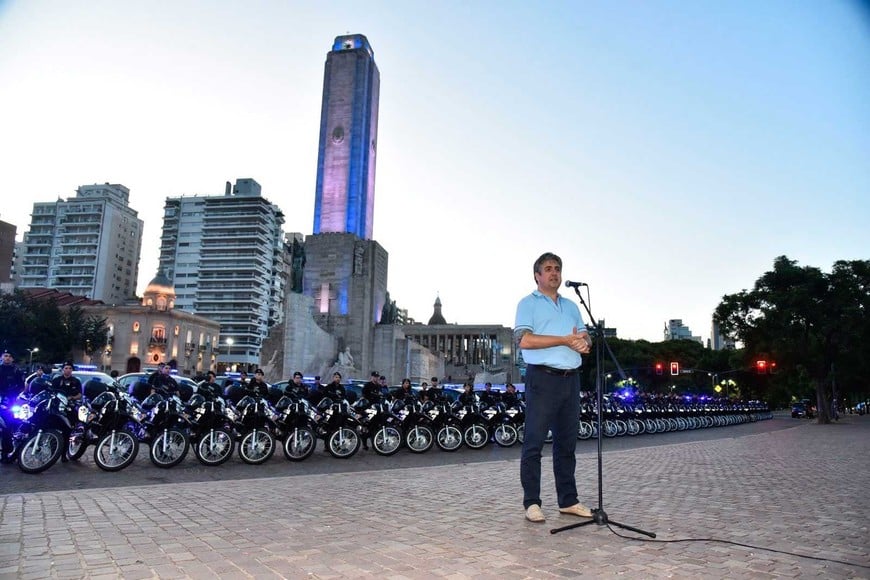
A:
[312,34,380,240]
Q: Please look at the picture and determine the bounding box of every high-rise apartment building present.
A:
[18,183,143,303]
[0,219,16,286]
[158,179,286,369]
[312,34,380,240]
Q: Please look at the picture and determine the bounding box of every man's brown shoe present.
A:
[525,504,545,523]
[559,503,593,518]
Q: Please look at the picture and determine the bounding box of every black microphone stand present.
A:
[550,285,655,538]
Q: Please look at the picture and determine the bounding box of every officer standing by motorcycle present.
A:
[246,369,270,398]
[0,350,25,463]
[323,372,347,402]
[285,371,309,401]
[198,371,222,400]
[458,382,478,406]
[148,363,179,396]
[362,371,382,403]
[50,361,83,402]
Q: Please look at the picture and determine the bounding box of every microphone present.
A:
[564,280,587,288]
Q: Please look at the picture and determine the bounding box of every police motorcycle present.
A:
[8,387,76,474]
[140,389,192,468]
[393,396,435,454]
[313,396,363,459]
[68,383,145,472]
[227,384,278,465]
[425,396,463,452]
[272,391,318,462]
[185,389,237,466]
[454,398,490,450]
[354,395,403,457]
[483,400,519,447]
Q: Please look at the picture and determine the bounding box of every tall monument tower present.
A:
[312,34,380,240]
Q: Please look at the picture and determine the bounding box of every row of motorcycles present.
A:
[0,382,528,474]
[1,382,771,475]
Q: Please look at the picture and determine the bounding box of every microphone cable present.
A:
[603,524,870,570]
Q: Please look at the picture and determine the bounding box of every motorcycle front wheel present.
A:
[194,428,234,466]
[67,425,88,461]
[436,425,462,452]
[239,429,275,465]
[283,426,316,461]
[463,423,490,449]
[327,427,360,459]
[18,429,63,474]
[493,423,518,447]
[93,429,139,472]
[373,425,402,456]
[150,427,190,468]
[405,425,434,453]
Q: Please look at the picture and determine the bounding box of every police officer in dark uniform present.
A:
[148,363,179,396]
[285,371,309,401]
[50,361,83,402]
[0,350,25,463]
[246,369,270,399]
[323,372,346,402]
[362,371,382,403]
[198,371,222,400]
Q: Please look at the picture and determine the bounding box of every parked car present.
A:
[791,402,814,419]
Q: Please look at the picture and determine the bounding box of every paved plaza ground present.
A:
[0,415,868,579]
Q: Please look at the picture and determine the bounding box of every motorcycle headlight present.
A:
[225,408,238,422]
[131,407,145,422]
[78,406,90,422]
[13,404,32,421]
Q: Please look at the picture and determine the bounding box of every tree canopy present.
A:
[714,256,870,423]
[0,290,109,368]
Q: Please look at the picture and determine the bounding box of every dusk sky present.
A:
[1,0,867,343]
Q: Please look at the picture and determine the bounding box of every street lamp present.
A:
[27,347,39,370]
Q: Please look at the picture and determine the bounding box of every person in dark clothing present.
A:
[502,383,521,408]
[362,371,381,403]
[148,364,179,396]
[427,376,443,403]
[396,378,415,401]
[322,372,346,402]
[458,382,478,406]
[478,382,501,407]
[198,371,222,399]
[246,369,270,398]
[50,362,83,402]
[0,350,25,463]
[285,371,309,401]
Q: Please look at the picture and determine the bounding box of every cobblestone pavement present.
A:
[1,416,868,579]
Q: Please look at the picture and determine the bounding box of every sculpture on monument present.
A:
[291,239,306,293]
[337,346,354,368]
[380,291,398,324]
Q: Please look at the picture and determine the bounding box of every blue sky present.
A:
[1,0,867,343]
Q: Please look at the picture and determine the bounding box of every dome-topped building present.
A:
[427,295,447,325]
[142,270,176,311]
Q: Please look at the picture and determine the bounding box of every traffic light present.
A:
[655,363,663,376]
[670,362,679,376]
[756,360,767,374]
[769,361,777,374]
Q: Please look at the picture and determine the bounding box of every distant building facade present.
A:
[157,179,287,371]
[90,273,221,375]
[312,34,380,240]
[0,219,16,292]
[664,318,703,344]
[18,183,143,303]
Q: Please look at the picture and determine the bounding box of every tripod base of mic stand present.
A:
[550,508,656,538]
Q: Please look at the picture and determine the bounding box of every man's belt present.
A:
[530,364,580,377]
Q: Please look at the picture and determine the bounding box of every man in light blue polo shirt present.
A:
[515,252,593,523]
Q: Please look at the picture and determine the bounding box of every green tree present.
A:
[714,256,870,423]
